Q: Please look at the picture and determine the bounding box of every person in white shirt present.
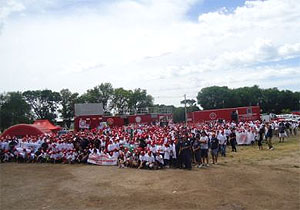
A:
[138,151,146,169]
[170,141,177,168]
[145,151,155,169]
[217,131,227,157]
[199,132,209,167]
[163,143,171,168]
[155,151,164,169]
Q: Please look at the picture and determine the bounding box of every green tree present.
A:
[260,88,281,113]
[0,92,32,131]
[79,83,113,112]
[197,86,235,109]
[196,85,300,114]
[23,90,61,121]
[128,88,154,113]
[277,90,300,113]
[233,85,262,107]
[59,89,79,128]
[173,107,185,123]
[110,88,131,114]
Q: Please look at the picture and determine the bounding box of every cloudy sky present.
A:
[0,0,299,106]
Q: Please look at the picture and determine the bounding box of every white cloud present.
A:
[0,0,25,33]
[0,0,299,106]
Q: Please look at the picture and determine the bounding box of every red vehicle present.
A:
[187,106,261,123]
[74,113,173,131]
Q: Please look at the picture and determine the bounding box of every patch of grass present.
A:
[222,134,300,164]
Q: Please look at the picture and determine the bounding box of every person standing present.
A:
[217,131,227,157]
[266,124,274,150]
[258,124,265,150]
[170,140,177,168]
[278,122,286,143]
[229,129,237,152]
[210,133,219,164]
[199,132,209,167]
[163,143,171,168]
[192,135,201,167]
[175,137,183,169]
[180,136,192,170]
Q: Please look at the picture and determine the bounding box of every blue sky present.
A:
[0,0,299,106]
[187,0,247,20]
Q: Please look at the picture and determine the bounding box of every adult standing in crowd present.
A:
[193,134,201,167]
[229,129,237,152]
[258,124,265,150]
[217,131,227,157]
[278,122,286,143]
[265,123,274,150]
[210,133,219,164]
[199,132,209,167]
[180,135,192,170]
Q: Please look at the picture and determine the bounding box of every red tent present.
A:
[33,120,61,132]
[0,124,51,138]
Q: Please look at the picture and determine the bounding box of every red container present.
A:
[187,106,261,123]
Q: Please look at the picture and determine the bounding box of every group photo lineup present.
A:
[0,0,299,210]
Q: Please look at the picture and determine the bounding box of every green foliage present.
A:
[173,107,185,123]
[281,108,291,114]
[110,88,131,114]
[78,83,114,112]
[59,89,79,128]
[173,99,200,123]
[0,92,32,131]
[232,85,262,107]
[197,86,235,109]
[79,84,154,115]
[128,88,154,113]
[197,85,300,114]
[1,84,298,130]
[23,90,62,122]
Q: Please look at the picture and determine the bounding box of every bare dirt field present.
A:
[1,135,300,210]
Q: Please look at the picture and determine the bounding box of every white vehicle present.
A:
[277,114,300,121]
[261,113,277,122]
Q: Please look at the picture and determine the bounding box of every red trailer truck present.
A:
[187,106,261,123]
[74,113,173,131]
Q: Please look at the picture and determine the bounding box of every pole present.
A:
[184,94,187,127]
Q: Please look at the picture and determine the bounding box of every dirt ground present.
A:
[1,135,300,210]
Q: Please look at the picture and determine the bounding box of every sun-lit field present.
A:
[1,135,299,210]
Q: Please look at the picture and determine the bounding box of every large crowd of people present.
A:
[0,120,298,170]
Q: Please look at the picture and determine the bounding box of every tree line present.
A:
[197,85,300,114]
[0,83,153,130]
[0,84,299,131]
